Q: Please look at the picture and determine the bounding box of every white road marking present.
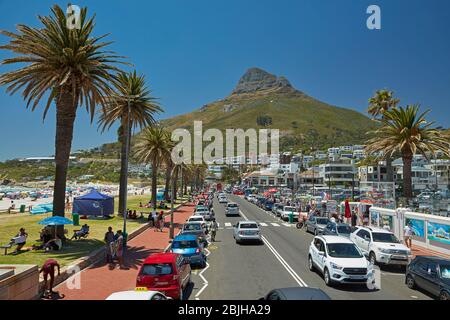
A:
[195,242,211,299]
[282,223,292,227]
[224,222,232,227]
[261,235,308,287]
[271,223,280,227]
[259,222,268,227]
[411,295,418,299]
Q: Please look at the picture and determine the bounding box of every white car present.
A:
[106,290,172,300]
[218,196,228,204]
[187,215,209,233]
[350,226,412,266]
[233,221,262,244]
[308,235,374,286]
[194,207,213,221]
[280,206,299,221]
[225,202,240,216]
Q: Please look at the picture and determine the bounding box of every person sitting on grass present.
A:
[71,224,89,240]
[44,235,62,252]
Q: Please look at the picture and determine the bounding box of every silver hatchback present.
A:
[233,221,262,244]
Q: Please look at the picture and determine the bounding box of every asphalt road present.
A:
[189,194,433,300]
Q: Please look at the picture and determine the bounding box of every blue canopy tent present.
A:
[72,189,114,216]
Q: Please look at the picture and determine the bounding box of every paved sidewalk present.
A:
[411,245,450,259]
[51,204,195,300]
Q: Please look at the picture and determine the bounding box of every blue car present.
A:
[264,201,274,211]
[170,234,206,267]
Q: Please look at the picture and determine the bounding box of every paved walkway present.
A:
[52,204,195,300]
[411,245,450,259]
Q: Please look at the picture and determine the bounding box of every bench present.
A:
[0,244,13,255]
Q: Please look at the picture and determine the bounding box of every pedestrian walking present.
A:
[40,259,60,298]
[351,209,358,227]
[104,226,115,263]
[115,230,125,269]
[404,222,414,249]
[158,211,164,232]
[210,218,218,242]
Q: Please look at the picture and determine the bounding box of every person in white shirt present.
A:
[404,222,414,249]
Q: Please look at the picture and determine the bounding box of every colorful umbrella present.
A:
[38,216,73,226]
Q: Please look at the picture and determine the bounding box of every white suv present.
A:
[280,206,299,221]
[308,235,374,286]
[350,226,412,266]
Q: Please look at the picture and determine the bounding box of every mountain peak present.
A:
[230,67,299,96]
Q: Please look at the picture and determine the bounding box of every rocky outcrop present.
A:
[230,67,301,96]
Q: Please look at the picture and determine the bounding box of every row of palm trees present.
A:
[0,5,207,227]
[366,90,450,200]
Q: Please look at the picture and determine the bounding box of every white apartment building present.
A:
[319,162,357,188]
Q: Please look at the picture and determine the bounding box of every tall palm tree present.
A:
[98,71,162,215]
[134,126,172,214]
[366,105,450,199]
[169,162,190,238]
[0,5,124,222]
[368,90,400,184]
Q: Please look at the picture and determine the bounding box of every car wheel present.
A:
[406,274,415,289]
[308,255,315,271]
[369,252,377,266]
[324,268,332,286]
[439,290,449,301]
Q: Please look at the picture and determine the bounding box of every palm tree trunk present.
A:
[151,162,158,213]
[164,163,172,201]
[118,120,130,216]
[402,153,413,199]
[53,91,77,237]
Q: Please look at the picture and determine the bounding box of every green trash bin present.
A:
[72,213,80,226]
[289,211,294,224]
[20,204,26,213]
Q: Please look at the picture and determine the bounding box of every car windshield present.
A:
[316,218,329,225]
[183,224,202,231]
[439,264,450,279]
[228,204,238,208]
[326,243,363,258]
[337,225,352,234]
[372,232,399,243]
[189,217,203,222]
[284,207,296,211]
[240,223,258,229]
[142,263,173,276]
[172,240,198,249]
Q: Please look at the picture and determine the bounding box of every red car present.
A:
[136,252,191,300]
[233,189,244,195]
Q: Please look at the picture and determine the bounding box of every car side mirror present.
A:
[318,251,325,256]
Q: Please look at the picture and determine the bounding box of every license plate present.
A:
[245,231,254,235]
[392,255,407,260]
[156,281,168,285]
[350,275,366,279]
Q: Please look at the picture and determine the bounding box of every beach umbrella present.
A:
[344,199,352,219]
[38,216,73,226]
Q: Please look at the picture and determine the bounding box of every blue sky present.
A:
[0,0,449,160]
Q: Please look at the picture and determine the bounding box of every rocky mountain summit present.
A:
[230,67,303,96]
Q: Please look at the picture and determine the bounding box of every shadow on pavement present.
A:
[89,246,163,271]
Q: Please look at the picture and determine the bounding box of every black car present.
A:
[405,256,450,300]
[260,287,331,300]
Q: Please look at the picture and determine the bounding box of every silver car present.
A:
[225,202,239,216]
[233,221,262,244]
[305,216,330,236]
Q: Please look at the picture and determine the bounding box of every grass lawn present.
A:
[0,194,189,268]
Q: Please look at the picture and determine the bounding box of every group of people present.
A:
[33,227,63,252]
[127,209,142,220]
[104,227,125,269]
[148,211,165,232]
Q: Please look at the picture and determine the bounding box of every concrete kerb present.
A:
[36,202,188,299]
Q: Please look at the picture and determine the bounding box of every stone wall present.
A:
[0,265,39,300]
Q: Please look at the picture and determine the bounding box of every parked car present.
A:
[233,189,244,195]
[263,200,274,211]
[186,215,208,233]
[272,203,283,216]
[276,204,285,217]
[194,206,213,221]
[280,206,299,221]
[322,222,352,238]
[225,202,240,216]
[350,226,412,266]
[308,235,374,287]
[169,234,207,268]
[136,252,191,300]
[260,287,331,300]
[305,216,330,235]
[106,290,172,300]
[181,222,208,246]
[233,221,262,244]
[405,256,450,300]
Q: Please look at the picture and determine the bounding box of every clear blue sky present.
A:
[0,0,449,160]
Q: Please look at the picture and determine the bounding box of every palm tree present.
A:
[134,126,172,214]
[368,90,400,184]
[169,162,190,238]
[366,105,450,199]
[98,71,162,215]
[0,5,124,222]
